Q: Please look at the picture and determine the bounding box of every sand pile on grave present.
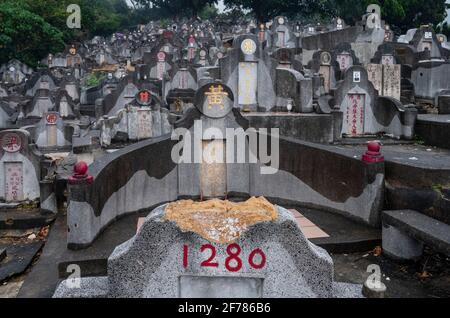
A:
[164,197,278,244]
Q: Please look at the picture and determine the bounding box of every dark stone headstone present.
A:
[0,248,6,262]
[438,95,450,114]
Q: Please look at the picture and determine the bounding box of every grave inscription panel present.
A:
[200,140,227,198]
[4,162,24,202]
[238,62,258,106]
[367,64,382,93]
[345,94,365,136]
[382,64,401,101]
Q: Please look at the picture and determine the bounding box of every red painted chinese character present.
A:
[139,91,150,103]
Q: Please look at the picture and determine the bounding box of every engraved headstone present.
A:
[337,52,352,72]
[320,52,332,93]
[367,64,382,93]
[0,130,41,203]
[46,112,58,147]
[54,201,362,298]
[382,64,401,101]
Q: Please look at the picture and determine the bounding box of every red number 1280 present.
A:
[183,244,266,272]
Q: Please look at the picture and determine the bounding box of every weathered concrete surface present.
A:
[17,212,141,298]
[415,114,450,150]
[382,223,424,261]
[382,210,450,258]
[321,143,450,226]
[67,131,385,248]
[0,241,43,282]
[17,203,381,298]
[0,278,24,298]
[244,113,334,143]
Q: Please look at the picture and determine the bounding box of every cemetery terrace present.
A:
[0,2,450,300]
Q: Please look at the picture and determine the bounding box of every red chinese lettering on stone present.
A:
[2,133,22,153]
[182,244,267,272]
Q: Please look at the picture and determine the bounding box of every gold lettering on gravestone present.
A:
[205,85,228,110]
[238,63,258,107]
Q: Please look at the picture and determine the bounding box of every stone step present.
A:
[0,210,56,230]
[382,210,450,258]
[416,114,450,150]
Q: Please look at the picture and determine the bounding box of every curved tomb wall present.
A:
[67,133,384,248]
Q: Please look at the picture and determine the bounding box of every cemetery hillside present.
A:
[0,0,450,303]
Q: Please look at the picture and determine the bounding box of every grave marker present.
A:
[337,52,352,72]
[4,162,24,202]
[200,140,227,198]
[367,64,382,93]
[156,52,166,80]
[238,62,258,107]
[0,130,41,203]
[1,132,22,153]
[367,56,401,100]
[382,64,401,101]
[45,112,59,147]
[319,52,332,93]
[54,201,362,298]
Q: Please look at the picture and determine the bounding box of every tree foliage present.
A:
[0,0,134,66]
[1,0,449,67]
[0,1,65,66]
[223,0,330,23]
[328,0,449,34]
[135,0,218,19]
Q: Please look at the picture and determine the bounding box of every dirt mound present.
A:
[164,197,278,244]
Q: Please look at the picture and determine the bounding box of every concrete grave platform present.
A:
[416,114,450,150]
[0,209,56,230]
[293,207,380,253]
[382,210,450,260]
[320,143,450,226]
[53,201,363,298]
[17,211,142,298]
[0,241,43,282]
[17,200,380,298]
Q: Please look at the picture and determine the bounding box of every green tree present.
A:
[0,1,65,66]
[199,3,218,20]
[223,0,328,23]
[329,0,448,34]
[136,0,218,19]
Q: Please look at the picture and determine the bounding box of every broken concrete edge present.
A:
[164,197,278,245]
[0,241,44,283]
[0,210,56,230]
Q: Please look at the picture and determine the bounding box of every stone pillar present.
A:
[362,141,384,163]
[67,161,94,250]
[331,106,343,142]
[40,180,57,214]
[382,224,424,261]
[402,106,418,140]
